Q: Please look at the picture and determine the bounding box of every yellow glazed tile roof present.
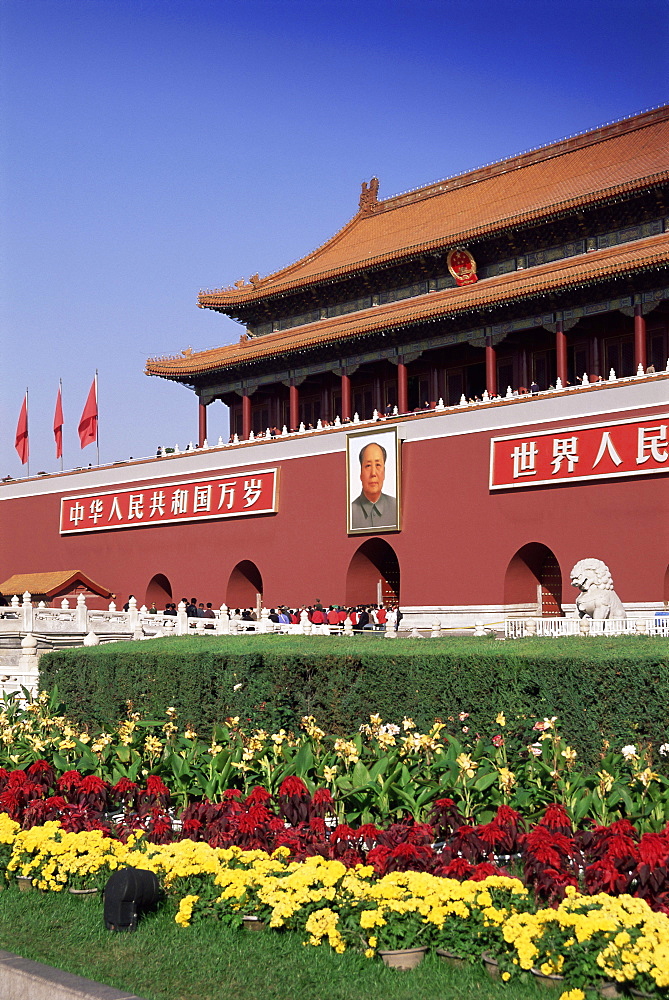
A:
[198,106,669,308]
[147,232,669,378]
[0,571,113,599]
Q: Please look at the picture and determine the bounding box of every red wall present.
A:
[1,407,667,610]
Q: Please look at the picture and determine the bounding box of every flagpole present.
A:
[26,388,30,479]
[95,370,99,467]
[59,379,64,472]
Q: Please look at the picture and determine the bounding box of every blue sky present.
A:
[1,0,667,476]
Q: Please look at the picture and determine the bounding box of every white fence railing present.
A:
[505,616,669,638]
[0,593,392,642]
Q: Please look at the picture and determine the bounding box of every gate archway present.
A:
[226,560,263,609]
[504,543,563,616]
[145,573,172,609]
[346,538,400,607]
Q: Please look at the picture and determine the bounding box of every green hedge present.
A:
[38,635,669,765]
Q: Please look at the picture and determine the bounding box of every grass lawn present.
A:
[0,884,550,1000]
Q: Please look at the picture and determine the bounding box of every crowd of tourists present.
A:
[262,603,401,631]
[140,598,401,632]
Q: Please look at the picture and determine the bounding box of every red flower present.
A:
[7,770,31,787]
[26,760,55,789]
[146,775,170,796]
[435,857,476,880]
[638,832,669,867]
[112,778,139,807]
[495,805,521,828]
[471,862,507,881]
[540,804,573,834]
[245,786,271,807]
[279,776,309,798]
[0,789,23,820]
[57,770,83,794]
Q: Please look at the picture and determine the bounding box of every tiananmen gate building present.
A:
[2,106,669,625]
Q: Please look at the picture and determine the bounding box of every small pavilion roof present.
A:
[197,106,669,309]
[0,571,113,600]
[147,232,669,379]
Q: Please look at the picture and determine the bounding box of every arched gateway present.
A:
[145,573,172,608]
[346,539,400,607]
[504,543,563,617]
[226,561,263,609]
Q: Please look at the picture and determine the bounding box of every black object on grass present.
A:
[103,867,160,931]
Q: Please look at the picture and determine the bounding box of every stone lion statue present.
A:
[570,558,626,619]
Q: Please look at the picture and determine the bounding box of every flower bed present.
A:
[1,812,668,995]
[2,761,669,915]
[2,692,668,832]
[2,688,669,995]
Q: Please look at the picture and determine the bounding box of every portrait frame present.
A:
[346,426,401,534]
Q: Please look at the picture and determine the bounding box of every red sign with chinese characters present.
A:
[60,468,279,533]
[490,415,669,489]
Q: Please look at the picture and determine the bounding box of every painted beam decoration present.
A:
[60,469,279,534]
[490,415,669,489]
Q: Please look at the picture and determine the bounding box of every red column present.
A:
[430,366,439,404]
[555,321,567,386]
[198,400,207,447]
[289,383,299,430]
[485,337,497,397]
[341,372,351,421]
[634,305,647,371]
[242,394,251,440]
[397,360,408,414]
[373,376,382,414]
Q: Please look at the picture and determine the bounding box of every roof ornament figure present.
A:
[358,177,379,216]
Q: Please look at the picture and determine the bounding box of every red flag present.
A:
[15,393,29,464]
[78,377,97,448]
[54,384,64,459]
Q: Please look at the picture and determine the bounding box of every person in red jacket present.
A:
[311,604,326,625]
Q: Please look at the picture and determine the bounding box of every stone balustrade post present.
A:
[176,600,188,635]
[76,593,88,632]
[18,634,39,696]
[127,595,139,633]
[22,592,33,633]
[299,609,311,635]
[430,617,441,638]
[217,605,230,634]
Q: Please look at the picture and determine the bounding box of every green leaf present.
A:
[573,792,593,824]
[351,761,371,789]
[473,772,498,791]
[292,742,314,775]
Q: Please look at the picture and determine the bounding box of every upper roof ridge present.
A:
[378,105,669,212]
